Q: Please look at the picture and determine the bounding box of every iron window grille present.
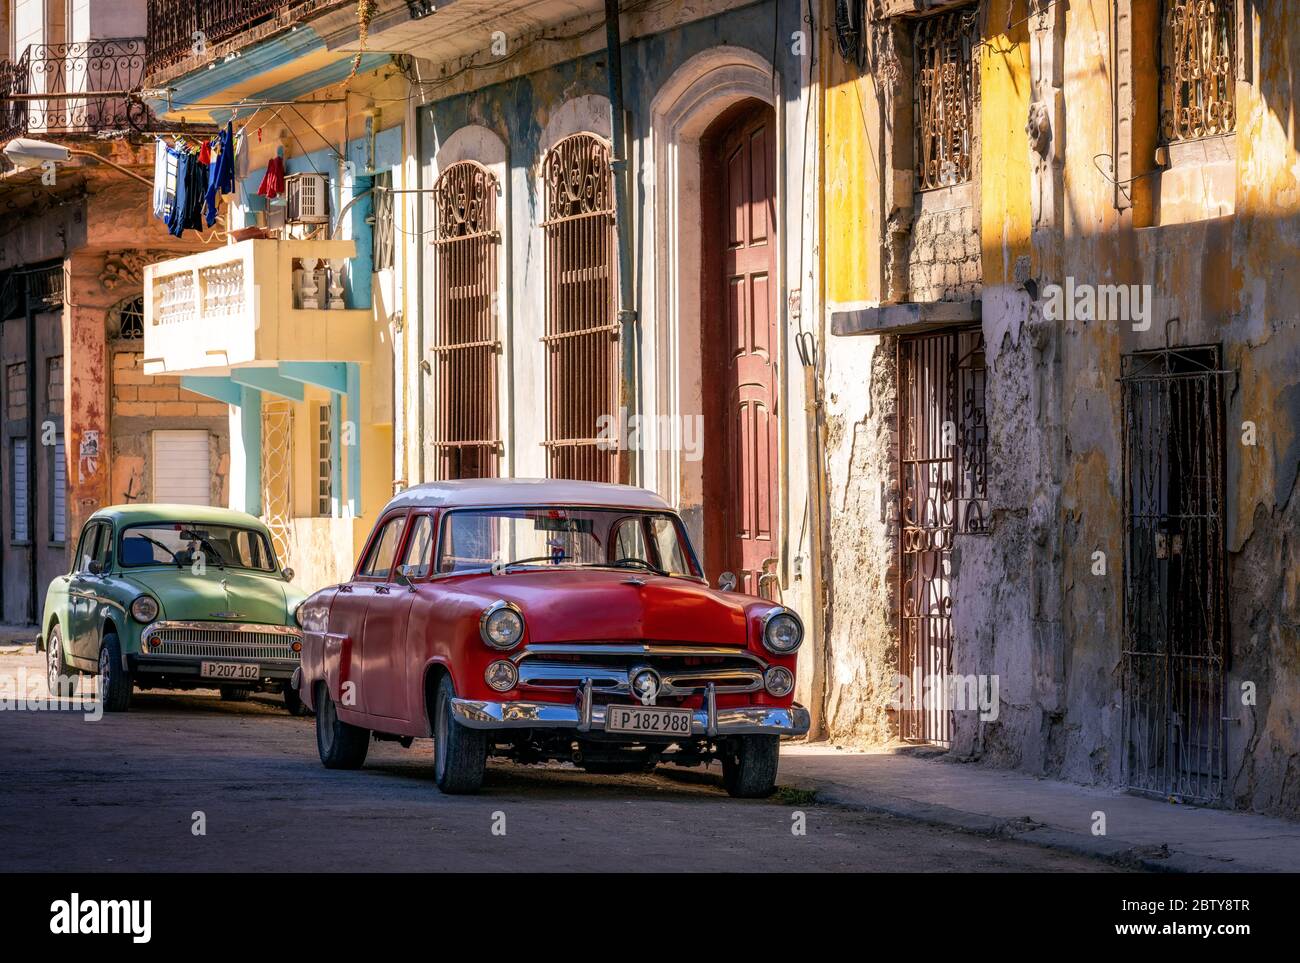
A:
[109,296,145,340]
[1160,0,1236,145]
[913,5,980,191]
[373,171,395,272]
[541,133,619,484]
[431,160,501,480]
[316,401,333,517]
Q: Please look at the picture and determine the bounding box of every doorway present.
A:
[1120,345,1228,802]
[701,100,779,597]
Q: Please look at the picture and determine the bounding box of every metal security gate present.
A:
[897,328,987,745]
[260,401,294,570]
[1121,345,1228,802]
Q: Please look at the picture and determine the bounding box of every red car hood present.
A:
[447,569,755,646]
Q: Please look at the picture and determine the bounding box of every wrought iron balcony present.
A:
[0,39,149,142]
[146,0,336,77]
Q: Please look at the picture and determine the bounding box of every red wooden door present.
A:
[713,106,778,597]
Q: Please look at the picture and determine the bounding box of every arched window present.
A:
[541,133,618,483]
[431,160,500,479]
[108,295,145,340]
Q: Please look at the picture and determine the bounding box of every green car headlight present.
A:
[130,595,159,624]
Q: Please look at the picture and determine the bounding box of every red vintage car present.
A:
[293,478,809,796]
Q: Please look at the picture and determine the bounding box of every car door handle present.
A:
[339,584,353,593]
[374,585,391,595]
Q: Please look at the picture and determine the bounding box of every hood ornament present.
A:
[211,579,241,618]
[622,577,647,587]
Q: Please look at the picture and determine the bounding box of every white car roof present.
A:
[383,478,674,513]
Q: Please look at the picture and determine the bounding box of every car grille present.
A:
[146,626,301,662]
[514,643,764,696]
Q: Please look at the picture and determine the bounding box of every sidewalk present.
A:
[0,624,36,654]
[779,744,1300,873]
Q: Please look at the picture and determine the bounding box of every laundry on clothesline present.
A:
[152,121,243,238]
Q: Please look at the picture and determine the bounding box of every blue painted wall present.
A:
[239,125,401,309]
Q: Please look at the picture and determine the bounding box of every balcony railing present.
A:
[143,239,371,376]
[0,39,150,142]
[146,1,333,76]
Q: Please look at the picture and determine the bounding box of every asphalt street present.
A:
[0,653,1126,872]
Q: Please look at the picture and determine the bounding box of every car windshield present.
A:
[118,523,278,573]
[436,507,700,578]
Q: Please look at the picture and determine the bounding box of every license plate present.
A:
[605,704,693,736]
[201,661,260,681]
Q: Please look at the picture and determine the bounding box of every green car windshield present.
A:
[118,523,278,573]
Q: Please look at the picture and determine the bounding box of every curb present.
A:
[796,780,1240,874]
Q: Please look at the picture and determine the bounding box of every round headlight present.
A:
[292,602,305,628]
[484,660,519,692]
[480,601,524,650]
[762,608,803,654]
[131,595,159,624]
[764,665,795,697]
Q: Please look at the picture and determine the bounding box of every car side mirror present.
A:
[87,560,103,576]
[281,567,295,582]
[717,571,737,592]
[393,567,412,588]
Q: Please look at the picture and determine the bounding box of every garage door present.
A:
[152,430,211,505]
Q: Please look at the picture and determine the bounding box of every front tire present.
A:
[720,735,779,798]
[97,633,132,712]
[315,685,369,769]
[432,675,486,794]
[282,682,311,717]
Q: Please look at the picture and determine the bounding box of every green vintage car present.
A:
[38,504,308,713]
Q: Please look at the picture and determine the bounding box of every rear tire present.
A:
[720,735,779,798]
[220,686,252,702]
[97,633,132,713]
[46,624,72,698]
[315,685,369,769]
[432,675,486,794]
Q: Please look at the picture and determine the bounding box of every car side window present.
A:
[72,522,98,574]
[649,516,691,575]
[93,523,113,570]
[398,515,434,579]
[359,514,407,580]
[611,517,650,562]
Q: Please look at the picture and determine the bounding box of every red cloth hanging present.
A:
[258,155,286,199]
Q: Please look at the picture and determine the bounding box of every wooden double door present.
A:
[702,101,779,598]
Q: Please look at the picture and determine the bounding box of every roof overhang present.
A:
[830,300,982,337]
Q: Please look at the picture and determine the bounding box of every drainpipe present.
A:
[604,0,640,485]
[23,277,37,624]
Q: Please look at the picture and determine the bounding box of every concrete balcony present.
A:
[142,238,370,377]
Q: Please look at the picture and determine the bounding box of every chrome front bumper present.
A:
[451,681,810,738]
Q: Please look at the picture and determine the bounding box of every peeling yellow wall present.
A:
[980,0,1032,286]
[821,37,881,307]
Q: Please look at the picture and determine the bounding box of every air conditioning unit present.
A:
[285,172,330,225]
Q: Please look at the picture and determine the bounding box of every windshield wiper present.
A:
[593,558,668,576]
[179,531,226,568]
[502,554,570,567]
